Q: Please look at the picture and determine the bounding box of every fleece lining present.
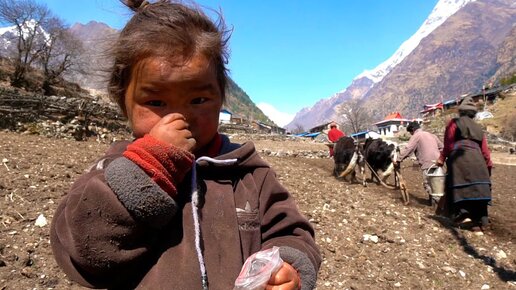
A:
[105,157,178,228]
[279,246,317,290]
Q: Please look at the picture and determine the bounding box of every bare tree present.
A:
[37,17,84,95]
[291,123,305,134]
[0,0,52,87]
[337,98,372,134]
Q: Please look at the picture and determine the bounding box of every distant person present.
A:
[395,121,443,204]
[436,96,492,235]
[328,121,345,156]
[50,1,321,289]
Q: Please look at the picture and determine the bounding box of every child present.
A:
[50,1,321,289]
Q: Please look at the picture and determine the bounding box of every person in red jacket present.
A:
[328,121,345,157]
[436,96,492,235]
[50,1,321,289]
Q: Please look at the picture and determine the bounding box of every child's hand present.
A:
[149,113,196,152]
[266,262,300,290]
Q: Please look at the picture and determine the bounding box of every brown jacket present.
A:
[51,135,321,289]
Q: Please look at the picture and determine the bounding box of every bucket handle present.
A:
[426,162,446,175]
[426,160,438,175]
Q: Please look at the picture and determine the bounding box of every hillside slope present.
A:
[489,25,516,84]
[479,86,516,138]
[286,0,516,130]
[0,20,275,126]
[225,78,274,124]
[363,0,516,119]
[68,21,275,126]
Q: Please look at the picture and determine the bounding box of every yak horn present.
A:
[339,152,358,178]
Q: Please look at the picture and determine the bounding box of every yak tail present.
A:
[339,152,358,178]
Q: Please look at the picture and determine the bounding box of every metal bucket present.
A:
[425,165,446,196]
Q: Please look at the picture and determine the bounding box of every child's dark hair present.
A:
[108,0,230,115]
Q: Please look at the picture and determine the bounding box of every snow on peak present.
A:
[0,26,14,35]
[356,0,476,83]
[0,19,50,50]
[0,19,49,38]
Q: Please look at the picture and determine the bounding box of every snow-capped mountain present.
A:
[0,26,16,51]
[357,0,476,84]
[361,0,516,118]
[0,19,50,51]
[286,0,516,131]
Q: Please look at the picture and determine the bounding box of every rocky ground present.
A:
[0,131,515,289]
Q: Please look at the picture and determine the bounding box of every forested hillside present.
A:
[0,0,275,127]
[225,78,274,124]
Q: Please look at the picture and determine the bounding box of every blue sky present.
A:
[37,0,438,126]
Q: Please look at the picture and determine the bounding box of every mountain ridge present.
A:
[357,0,475,84]
[0,20,275,126]
[362,0,516,119]
[286,0,516,132]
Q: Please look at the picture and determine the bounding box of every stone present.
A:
[442,266,457,273]
[34,214,47,228]
[370,235,379,243]
[495,250,507,260]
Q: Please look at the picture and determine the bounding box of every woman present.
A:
[436,96,492,234]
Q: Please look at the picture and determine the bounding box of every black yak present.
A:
[363,138,398,184]
[333,136,365,185]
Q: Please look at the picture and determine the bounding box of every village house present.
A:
[443,99,459,110]
[419,102,444,118]
[428,84,514,116]
[465,85,504,105]
[349,130,382,142]
[308,122,334,133]
[251,121,286,134]
[219,108,286,134]
[219,109,232,124]
[230,113,245,125]
[270,124,286,135]
[374,112,422,138]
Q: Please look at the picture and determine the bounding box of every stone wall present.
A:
[0,87,130,141]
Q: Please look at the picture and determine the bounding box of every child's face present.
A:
[124,54,222,152]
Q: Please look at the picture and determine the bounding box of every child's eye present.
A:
[191,97,208,105]
[145,100,166,107]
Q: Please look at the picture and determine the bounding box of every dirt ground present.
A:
[0,131,515,289]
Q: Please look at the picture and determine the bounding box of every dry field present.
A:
[1,131,515,289]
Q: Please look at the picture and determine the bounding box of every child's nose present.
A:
[164,105,192,121]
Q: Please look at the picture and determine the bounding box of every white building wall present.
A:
[219,112,231,124]
[379,124,399,138]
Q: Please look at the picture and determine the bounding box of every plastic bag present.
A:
[233,246,284,290]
